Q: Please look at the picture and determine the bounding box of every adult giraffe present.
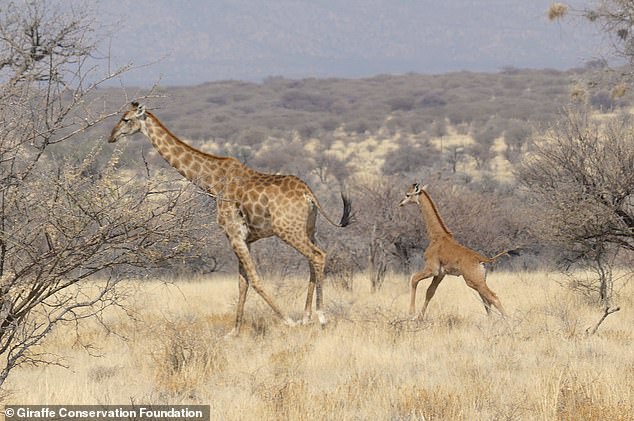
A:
[400,183,517,320]
[109,102,351,335]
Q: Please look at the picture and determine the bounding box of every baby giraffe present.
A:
[400,183,517,320]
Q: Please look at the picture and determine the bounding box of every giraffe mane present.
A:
[145,111,234,162]
[420,189,453,237]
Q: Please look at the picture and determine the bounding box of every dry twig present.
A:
[586,306,620,335]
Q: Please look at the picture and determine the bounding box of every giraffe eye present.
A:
[122,118,130,123]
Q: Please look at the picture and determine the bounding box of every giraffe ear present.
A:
[134,103,147,120]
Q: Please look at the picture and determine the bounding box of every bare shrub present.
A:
[348,177,422,288]
[0,146,212,384]
[368,224,389,292]
[382,140,440,175]
[325,249,357,291]
[0,0,212,387]
[518,108,634,304]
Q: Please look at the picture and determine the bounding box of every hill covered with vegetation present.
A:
[93,65,626,174]
[80,66,631,280]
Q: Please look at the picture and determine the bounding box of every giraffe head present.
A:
[109,101,147,143]
[399,183,427,206]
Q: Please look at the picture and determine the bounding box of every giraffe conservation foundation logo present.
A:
[3,405,210,421]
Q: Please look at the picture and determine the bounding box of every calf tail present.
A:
[486,248,521,263]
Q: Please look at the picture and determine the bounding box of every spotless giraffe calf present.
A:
[400,183,518,320]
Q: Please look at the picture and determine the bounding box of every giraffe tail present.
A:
[311,191,352,228]
[484,248,521,263]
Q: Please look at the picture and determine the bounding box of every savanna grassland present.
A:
[3,4,634,420]
[7,272,633,420]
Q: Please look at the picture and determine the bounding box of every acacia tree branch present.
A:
[0,1,223,388]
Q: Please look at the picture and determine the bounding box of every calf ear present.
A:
[421,184,428,191]
[413,183,422,194]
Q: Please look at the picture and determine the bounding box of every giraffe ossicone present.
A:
[109,102,351,335]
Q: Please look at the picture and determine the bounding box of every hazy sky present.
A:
[97,0,604,86]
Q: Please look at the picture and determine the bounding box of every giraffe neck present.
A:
[142,112,241,194]
[417,190,452,239]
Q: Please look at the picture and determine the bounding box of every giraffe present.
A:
[399,183,517,320]
[109,102,351,335]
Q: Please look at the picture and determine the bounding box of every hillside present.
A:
[88,67,626,177]
[72,67,630,277]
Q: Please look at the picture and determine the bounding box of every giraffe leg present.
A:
[409,267,434,319]
[417,274,445,320]
[298,242,327,326]
[230,235,296,329]
[278,224,327,326]
[478,292,492,315]
[226,263,249,337]
[305,209,327,325]
[310,247,327,326]
[463,266,507,317]
[480,286,506,317]
[303,264,316,324]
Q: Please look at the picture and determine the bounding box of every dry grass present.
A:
[5,271,633,420]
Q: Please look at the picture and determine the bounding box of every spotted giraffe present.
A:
[109,102,351,335]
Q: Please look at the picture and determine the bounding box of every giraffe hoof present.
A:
[316,311,328,326]
[284,318,298,328]
[224,328,240,339]
[302,314,312,325]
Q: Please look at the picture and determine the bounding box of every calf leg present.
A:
[478,292,492,315]
[463,267,507,317]
[417,274,445,320]
[479,285,506,317]
[409,267,435,318]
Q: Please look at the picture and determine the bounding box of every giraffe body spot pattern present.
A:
[109,102,351,335]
